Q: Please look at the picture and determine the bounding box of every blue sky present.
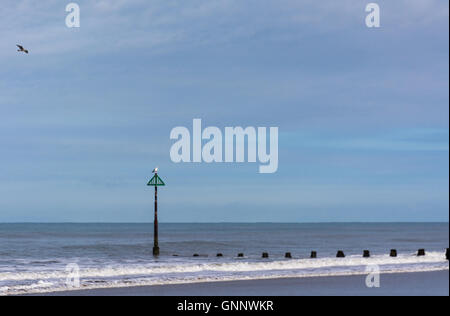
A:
[0,0,448,222]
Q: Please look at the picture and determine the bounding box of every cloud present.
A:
[1,0,447,59]
[282,128,449,152]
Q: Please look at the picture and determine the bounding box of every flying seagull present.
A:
[152,167,159,173]
[16,44,29,54]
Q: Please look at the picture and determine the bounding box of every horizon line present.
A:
[0,221,448,224]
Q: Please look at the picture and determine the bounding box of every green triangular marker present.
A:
[147,174,166,186]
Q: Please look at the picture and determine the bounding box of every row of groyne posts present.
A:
[147,172,449,261]
[193,248,450,260]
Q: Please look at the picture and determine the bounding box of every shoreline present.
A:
[25,269,449,296]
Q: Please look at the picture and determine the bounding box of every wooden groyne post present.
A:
[147,168,166,256]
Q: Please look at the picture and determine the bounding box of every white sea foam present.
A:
[0,251,448,295]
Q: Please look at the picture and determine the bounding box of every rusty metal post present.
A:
[153,185,160,256]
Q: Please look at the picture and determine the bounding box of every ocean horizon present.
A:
[1,221,448,224]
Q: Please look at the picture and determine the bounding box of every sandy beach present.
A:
[29,270,448,296]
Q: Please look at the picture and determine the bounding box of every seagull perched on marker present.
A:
[16,44,29,54]
[152,167,159,173]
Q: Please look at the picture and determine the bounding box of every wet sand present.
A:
[30,270,449,296]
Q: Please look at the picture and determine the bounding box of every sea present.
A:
[0,223,448,295]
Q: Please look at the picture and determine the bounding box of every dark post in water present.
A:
[147,168,166,257]
[154,185,159,256]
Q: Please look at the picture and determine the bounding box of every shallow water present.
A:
[0,223,448,295]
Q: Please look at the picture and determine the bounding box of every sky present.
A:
[0,0,448,222]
